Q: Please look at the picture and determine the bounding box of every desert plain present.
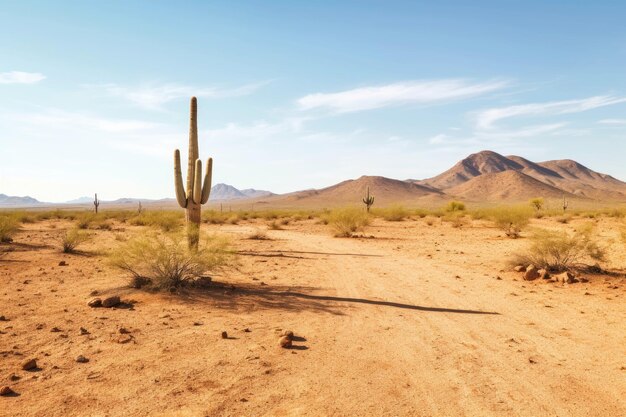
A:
[1,209,624,417]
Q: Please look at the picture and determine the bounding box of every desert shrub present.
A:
[268,220,283,230]
[491,207,532,238]
[0,215,20,242]
[248,229,270,240]
[130,211,183,232]
[442,212,468,228]
[511,224,605,272]
[446,201,466,212]
[202,210,229,224]
[556,215,571,224]
[109,232,231,290]
[379,205,409,221]
[529,198,544,212]
[327,208,370,237]
[61,228,91,253]
[76,213,96,229]
[425,216,435,226]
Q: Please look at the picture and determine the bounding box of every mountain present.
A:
[267,176,445,208]
[65,196,93,204]
[418,150,626,201]
[208,184,273,201]
[0,194,42,207]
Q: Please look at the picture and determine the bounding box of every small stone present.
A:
[75,355,89,363]
[117,335,133,344]
[0,316,8,321]
[555,271,575,284]
[281,330,294,340]
[90,290,99,296]
[87,298,102,308]
[193,322,203,326]
[9,374,20,382]
[243,328,251,332]
[58,261,67,266]
[102,296,120,308]
[0,386,15,396]
[513,265,524,272]
[79,327,89,335]
[22,358,37,371]
[538,269,550,280]
[50,327,62,333]
[279,336,292,348]
[221,331,228,339]
[523,265,540,281]
[118,327,130,334]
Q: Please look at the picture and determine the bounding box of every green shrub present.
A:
[327,208,370,237]
[0,215,20,242]
[511,224,605,272]
[109,232,231,290]
[446,201,466,212]
[61,228,91,253]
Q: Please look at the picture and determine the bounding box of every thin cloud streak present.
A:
[297,79,509,113]
[475,95,626,129]
[0,71,46,84]
[88,81,270,110]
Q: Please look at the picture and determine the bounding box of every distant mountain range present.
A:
[2,151,625,208]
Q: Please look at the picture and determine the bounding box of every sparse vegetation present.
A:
[511,223,605,272]
[61,228,91,253]
[376,205,409,221]
[109,232,231,290]
[491,206,532,238]
[0,215,20,242]
[327,207,370,237]
[248,229,270,240]
[446,201,466,212]
[529,197,544,212]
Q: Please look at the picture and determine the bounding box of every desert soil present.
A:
[1,216,625,416]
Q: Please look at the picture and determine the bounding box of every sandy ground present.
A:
[1,216,625,417]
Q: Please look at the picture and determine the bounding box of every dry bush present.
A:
[511,224,605,272]
[109,232,231,290]
[529,198,544,211]
[202,210,228,224]
[446,201,466,212]
[130,211,183,232]
[61,228,91,253]
[442,212,468,228]
[248,229,270,240]
[0,215,20,242]
[268,220,283,230]
[556,215,571,224]
[376,205,409,221]
[327,208,370,237]
[490,206,532,238]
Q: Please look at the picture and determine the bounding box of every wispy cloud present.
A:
[0,71,46,84]
[88,81,270,110]
[12,110,162,132]
[475,95,626,129]
[296,79,509,114]
[598,118,626,125]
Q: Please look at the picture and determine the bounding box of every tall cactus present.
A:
[94,193,100,214]
[362,186,375,212]
[173,97,213,247]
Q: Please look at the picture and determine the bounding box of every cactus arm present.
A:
[200,157,213,204]
[174,149,188,208]
[193,159,203,204]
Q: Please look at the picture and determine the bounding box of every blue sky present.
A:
[1,1,625,202]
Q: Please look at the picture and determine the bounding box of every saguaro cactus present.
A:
[173,97,213,247]
[94,193,100,214]
[362,186,375,212]
[562,195,569,212]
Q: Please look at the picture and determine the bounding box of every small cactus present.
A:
[362,186,375,212]
[173,97,213,247]
[93,193,100,214]
[562,195,569,212]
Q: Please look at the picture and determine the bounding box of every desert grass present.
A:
[489,206,533,238]
[446,201,466,212]
[510,223,605,272]
[372,205,410,221]
[108,231,231,290]
[247,229,270,240]
[61,228,91,253]
[0,214,21,242]
[326,207,370,237]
